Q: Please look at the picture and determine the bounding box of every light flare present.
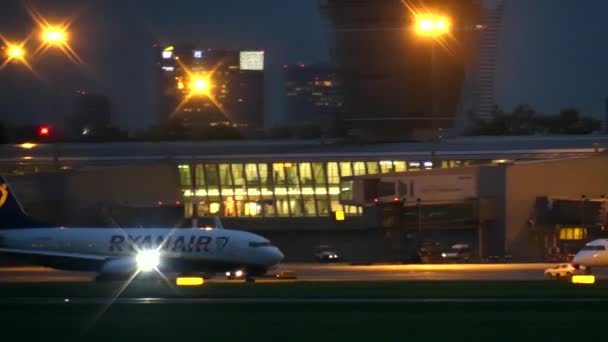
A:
[25,4,84,65]
[169,57,235,123]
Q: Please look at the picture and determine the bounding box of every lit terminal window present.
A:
[559,227,587,240]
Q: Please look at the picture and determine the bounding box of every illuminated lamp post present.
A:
[190,76,210,96]
[414,14,451,166]
[8,46,25,60]
[41,27,67,46]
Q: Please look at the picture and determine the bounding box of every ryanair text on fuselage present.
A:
[109,234,230,253]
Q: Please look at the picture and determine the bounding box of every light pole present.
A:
[414,14,450,167]
[416,198,422,232]
[581,194,587,229]
[41,27,68,46]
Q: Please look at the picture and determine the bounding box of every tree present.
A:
[558,108,580,130]
[199,125,242,140]
[465,105,600,136]
[267,125,294,139]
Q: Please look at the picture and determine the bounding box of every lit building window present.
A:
[559,227,587,240]
[353,162,366,176]
[178,165,191,187]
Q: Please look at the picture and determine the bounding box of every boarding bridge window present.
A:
[340,180,353,201]
[378,181,396,197]
[559,227,587,240]
[408,161,421,171]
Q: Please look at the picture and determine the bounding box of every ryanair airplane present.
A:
[0,176,284,282]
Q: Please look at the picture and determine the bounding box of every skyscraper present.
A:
[155,45,265,138]
[284,63,343,131]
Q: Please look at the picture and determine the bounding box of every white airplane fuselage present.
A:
[0,227,284,276]
[572,239,608,268]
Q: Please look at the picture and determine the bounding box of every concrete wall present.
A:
[505,156,608,258]
[7,163,180,226]
[477,165,507,256]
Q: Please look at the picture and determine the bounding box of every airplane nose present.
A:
[572,252,591,266]
[273,248,284,264]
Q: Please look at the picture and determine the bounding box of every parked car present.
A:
[441,243,472,262]
[314,245,340,263]
[544,263,583,278]
[416,241,443,263]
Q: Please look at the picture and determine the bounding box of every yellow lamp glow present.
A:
[415,14,451,37]
[42,28,67,44]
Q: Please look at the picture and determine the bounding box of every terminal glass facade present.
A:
[178,159,488,218]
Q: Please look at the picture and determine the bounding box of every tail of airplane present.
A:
[0,176,39,228]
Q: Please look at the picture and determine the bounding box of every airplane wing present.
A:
[0,248,108,261]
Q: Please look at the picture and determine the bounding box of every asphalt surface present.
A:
[1,262,607,283]
[3,297,608,304]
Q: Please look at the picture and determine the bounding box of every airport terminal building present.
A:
[1,136,607,262]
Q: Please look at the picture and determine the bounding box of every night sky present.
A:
[2,0,608,131]
[0,0,329,129]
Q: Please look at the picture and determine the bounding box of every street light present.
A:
[414,13,451,165]
[8,46,24,59]
[415,14,451,37]
[189,76,210,96]
[42,27,67,45]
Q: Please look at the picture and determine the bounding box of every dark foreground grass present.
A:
[0,279,606,299]
[1,301,605,341]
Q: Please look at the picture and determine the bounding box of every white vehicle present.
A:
[544,263,581,278]
[441,243,472,262]
[0,177,284,282]
[572,239,608,273]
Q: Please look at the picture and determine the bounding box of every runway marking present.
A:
[1,297,608,305]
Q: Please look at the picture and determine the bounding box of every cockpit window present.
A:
[249,241,272,248]
[581,245,606,251]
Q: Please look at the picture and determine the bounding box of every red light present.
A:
[373,198,379,203]
[282,64,288,68]
[299,63,305,68]
[157,201,163,206]
[393,197,400,202]
[38,126,50,136]
[175,201,181,205]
